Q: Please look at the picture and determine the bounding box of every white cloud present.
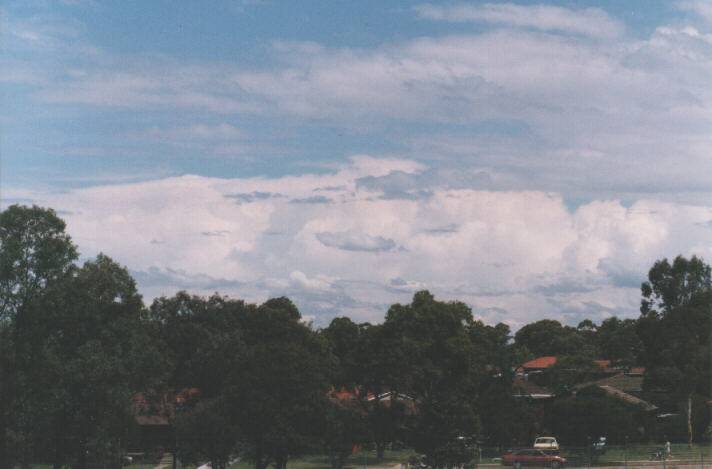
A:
[145,123,244,141]
[678,0,712,23]
[6,158,711,326]
[4,3,712,327]
[414,3,623,38]
[23,18,712,202]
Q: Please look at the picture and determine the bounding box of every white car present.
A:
[533,437,559,451]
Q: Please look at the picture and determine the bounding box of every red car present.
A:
[502,449,567,468]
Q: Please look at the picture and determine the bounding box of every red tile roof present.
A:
[520,356,558,369]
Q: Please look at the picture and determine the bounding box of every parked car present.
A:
[502,449,566,468]
[533,437,559,451]
[592,437,606,454]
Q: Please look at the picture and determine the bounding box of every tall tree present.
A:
[595,317,642,366]
[150,291,246,398]
[0,205,78,321]
[322,317,361,389]
[26,254,164,469]
[355,323,410,459]
[385,291,485,468]
[640,255,711,317]
[175,398,237,469]
[225,298,330,469]
[0,205,78,469]
[637,255,711,446]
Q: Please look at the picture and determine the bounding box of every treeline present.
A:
[0,205,710,469]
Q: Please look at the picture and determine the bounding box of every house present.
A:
[573,371,657,414]
[512,377,555,400]
[516,356,558,376]
[516,356,641,379]
[328,387,417,414]
[129,388,200,456]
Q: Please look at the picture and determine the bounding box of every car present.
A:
[593,437,606,454]
[533,437,559,451]
[502,449,567,468]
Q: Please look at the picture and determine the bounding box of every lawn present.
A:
[228,449,415,469]
[556,443,712,466]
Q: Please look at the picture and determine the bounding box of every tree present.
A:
[0,205,78,469]
[150,291,246,398]
[354,323,410,459]
[548,355,604,394]
[0,205,78,321]
[25,254,164,469]
[550,386,650,445]
[595,317,642,367]
[322,317,361,389]
[476,322,537,446]
[175,398,237,469]
[225,298,330,469]
[323,404,368,469]
[385,291,485,468]
[514,320,585,357]
[638,255,711,446]
[640,255,711,317]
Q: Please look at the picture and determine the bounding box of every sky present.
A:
[2,0,712,329]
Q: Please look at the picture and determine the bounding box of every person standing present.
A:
[665,440,671,459]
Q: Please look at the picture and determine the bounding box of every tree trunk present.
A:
[78,444,87,469]
[376,442,386,460]
[255,439,267,469]
[687,394,693,448]
[0,404,7,469]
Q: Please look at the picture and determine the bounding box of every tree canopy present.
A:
[2,204,711,468]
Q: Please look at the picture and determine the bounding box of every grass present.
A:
[28,444,712,468]
[228,449,415,469]
[554,443,712,466]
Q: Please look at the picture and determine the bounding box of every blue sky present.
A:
[2,1,712,327]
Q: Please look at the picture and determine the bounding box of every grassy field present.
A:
[228,450,415,469]
[26,444,712,468]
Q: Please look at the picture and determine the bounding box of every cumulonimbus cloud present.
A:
[5,157,711,327]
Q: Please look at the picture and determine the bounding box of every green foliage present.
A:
[548,355,604,393]
[514,320,586,357]
[150,291,247,397]
[550,386,650,445]
[636,256,711,443]
[176,398,237,469]
[384,291,485,468]
[595,317,642,366]
[0,205,79,469]
[323,404,368,469]
[5,204,712,465]
[640,255,711,317]
[225,298,331,469]
[0,205,78,321]
[24,254,164,469]
[322,317,361,389]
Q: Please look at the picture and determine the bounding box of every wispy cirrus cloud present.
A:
[414,3,624,38]
[145,123,244,141]
[21,14,712,203]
